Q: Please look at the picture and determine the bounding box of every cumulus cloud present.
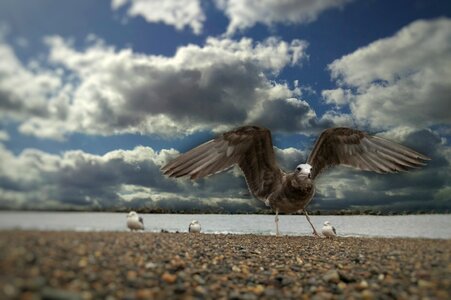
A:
[274,146,306,171]
[216,0,352,35]
[318,110,355,128]
[0,41,64,122]
[0,35,325,139]
[111,0,205,35]
[111,0,354,36]
[325,18,451,130]
[321,88,353,107]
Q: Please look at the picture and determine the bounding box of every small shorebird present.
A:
[322,221,337,238]
[188,220,201,233]
[162,126,429,236]
[126,211,144,231]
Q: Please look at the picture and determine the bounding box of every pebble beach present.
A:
[0,231,449,299]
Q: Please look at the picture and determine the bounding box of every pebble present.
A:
[249,284,265,295]
[161,272,177,284]
[145,262,157,269]
[322,270,340,283]
[361,289,375,300]
[3,284,17,297]
[194,286,207,296]
[126,270,138,281]
[337,282,347,290]
[193,274,206,285]
[357,280,369,290]
[418,279,435,288]
[232,265,241,272]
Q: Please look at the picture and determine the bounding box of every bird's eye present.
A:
[296,167,301,171]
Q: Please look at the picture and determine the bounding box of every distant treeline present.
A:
[0,206,448,215]
[122,208,449,215]
[109,207,449,215]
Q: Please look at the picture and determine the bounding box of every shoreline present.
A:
[1,228,451,241]
[1,231,450,299]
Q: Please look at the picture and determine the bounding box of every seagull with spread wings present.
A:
[162,126,429,236]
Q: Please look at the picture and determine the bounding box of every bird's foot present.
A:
[312,230,321,238]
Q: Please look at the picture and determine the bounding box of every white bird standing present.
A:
[188,220,201,233]
[322,221,337,238]
[126,211,144,231]
[162,126,429,236]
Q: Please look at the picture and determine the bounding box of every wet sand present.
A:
[0,231,449,299]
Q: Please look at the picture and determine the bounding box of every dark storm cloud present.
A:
[119,62,260,125]
[0,146,181,208]
[0,143,308,210]
[53,153,174,191]
[251,98,317,132]
[313,129,451,211]
[0,144,266,210]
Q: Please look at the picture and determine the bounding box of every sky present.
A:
[0,0,450,212]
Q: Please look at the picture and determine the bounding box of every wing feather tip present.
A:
[418,155,431,161]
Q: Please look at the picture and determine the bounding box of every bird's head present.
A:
[190,220,199,225]
[324,221,331,226]
[127,211,138,218]
[295,163,312,179]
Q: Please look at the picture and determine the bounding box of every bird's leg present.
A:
[303,210,320,237]
[275,209,280,237]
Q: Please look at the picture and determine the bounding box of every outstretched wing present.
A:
[307,127,430,179]
[162,126,283,200]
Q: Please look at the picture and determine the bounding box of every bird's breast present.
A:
[269,179,315,213]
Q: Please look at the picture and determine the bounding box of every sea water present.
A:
[0,212,450,239]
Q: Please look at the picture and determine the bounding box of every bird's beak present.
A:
[308,173,311,179]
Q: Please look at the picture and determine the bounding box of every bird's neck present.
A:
[285,173,312,188]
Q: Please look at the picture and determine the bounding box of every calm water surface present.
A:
[0,212,449,239]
